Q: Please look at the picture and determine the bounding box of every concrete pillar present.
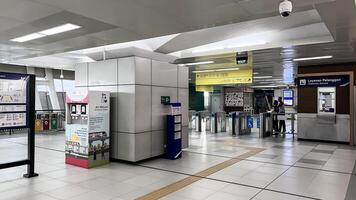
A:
[26,67,43,111]
[45,68,60,110]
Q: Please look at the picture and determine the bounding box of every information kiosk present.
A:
[65,89,110,168]
[165,102,182,160]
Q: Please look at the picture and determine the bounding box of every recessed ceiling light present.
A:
[11,33,46,42]
[293,55,333,61]
[10,23,81,43]
[182,61,214,66]
[39,23,81,36]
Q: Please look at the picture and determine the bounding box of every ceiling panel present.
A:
[0,0,61,23]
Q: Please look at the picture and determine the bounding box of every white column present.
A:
[26,66,43,111]
[45,68,60,110]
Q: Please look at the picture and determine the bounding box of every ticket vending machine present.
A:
[165,102,182,160]
[65,89,110,168]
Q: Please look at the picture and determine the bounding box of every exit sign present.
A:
[161,96,170,105]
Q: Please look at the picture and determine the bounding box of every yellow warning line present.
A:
[136,147,264,200]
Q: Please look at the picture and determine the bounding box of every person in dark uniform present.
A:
[278,97,286,134]
[93,146,97,160]
[272,100,279,133]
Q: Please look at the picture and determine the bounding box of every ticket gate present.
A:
[211,112,227,133]
[229,112,252,136]
[259,113,273,138]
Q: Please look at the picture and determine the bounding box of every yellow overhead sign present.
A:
[196,85,214,92]
[195,69,252,85]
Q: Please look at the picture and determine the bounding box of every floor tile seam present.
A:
[249,148,321,200]
[184,150,356,176]
[134,149,264,200]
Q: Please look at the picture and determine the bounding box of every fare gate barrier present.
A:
[259,113,273,138]
[229,112,252,136]
[211,112,227,133]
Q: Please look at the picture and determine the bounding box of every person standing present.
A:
[278,97,286,134]
[272,100,279,133]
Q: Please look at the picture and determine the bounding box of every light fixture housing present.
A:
[180,61,215,66]
[39,23,81,36]
[10,23,81,43]
[293,55,333,61]
[11,33,46,43]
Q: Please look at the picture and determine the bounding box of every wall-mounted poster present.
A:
[225,92,244,107]
[0,74,28,129]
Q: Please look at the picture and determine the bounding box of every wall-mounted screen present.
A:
[283,90,294,106]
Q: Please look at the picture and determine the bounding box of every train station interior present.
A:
[0,0,356,200]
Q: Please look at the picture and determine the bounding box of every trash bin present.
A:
[42,114,50,131]
[51,114,58,129]
[35,114,42,132]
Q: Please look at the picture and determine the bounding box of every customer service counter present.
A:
[298,114,350,142]
[297,74,352,143]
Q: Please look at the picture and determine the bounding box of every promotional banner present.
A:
[196,69,253,85]
[297,75,350,87]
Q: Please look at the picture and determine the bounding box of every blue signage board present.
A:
[256,117,260,128]
[283,90,294,106]
[296,75,349,88]
[247,116,253,128]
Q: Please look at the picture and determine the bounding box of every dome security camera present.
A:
[279,0,293,17]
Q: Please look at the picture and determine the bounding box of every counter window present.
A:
[318,87,336,114]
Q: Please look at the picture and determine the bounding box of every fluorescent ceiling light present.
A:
[253,72,259,75]
[11,23,81,43]
[39,23,81,36]
[182,61,214,66]
[253,76,273,79]
[11,33,46,42]
[192,67,240,73]
[293,55,332,61]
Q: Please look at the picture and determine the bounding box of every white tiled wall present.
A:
[88,59,118,86]
[151,86,178,131]
[152,60,177,87]
[75,56,188,162]
[75,63,88,87]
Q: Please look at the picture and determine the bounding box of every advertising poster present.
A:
[65,124,89,168]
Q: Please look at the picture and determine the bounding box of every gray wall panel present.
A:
[88,59,117,86]
[118,57,135,85]
[135,85,152,132]
[75,63,88,87]
[152,86,178,131]
[152,60,177,87]
[118,85,136,133]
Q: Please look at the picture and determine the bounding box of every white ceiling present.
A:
[0,0,355,88]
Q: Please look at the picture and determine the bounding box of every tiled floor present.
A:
[0,130,355,200]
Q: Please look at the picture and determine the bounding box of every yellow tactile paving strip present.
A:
[136,147,265,200]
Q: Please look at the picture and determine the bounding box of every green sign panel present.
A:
[161,96,170,105]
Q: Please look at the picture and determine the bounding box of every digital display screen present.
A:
[283,90,294,106]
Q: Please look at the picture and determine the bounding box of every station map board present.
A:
[0,74,29,129]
